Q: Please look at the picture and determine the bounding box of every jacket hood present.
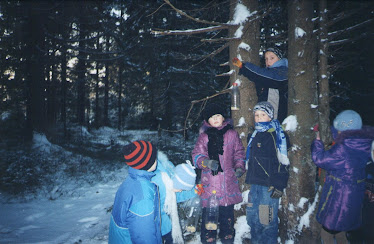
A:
[334,126,374,153]
[271,58,288,68]
[199,118,234,134]
[129,166,155,180]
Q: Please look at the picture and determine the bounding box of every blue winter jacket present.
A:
[245,130,290,190]
[151,152,197,236]
[239,59,288,122]
[108,167,162,244]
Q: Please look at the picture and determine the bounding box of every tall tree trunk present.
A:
[24,1,47,141]
[95,57,101,129]
[317,0,332,147]
[117,63,123,130]
[60,30,68,137]
[76,17,86,126]
[279,0,319,242]
[229,0,260,226]
[103,36,110,126]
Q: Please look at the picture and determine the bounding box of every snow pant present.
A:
[201,204,235,244]
[162,232,173,244]
[246,184,279,244]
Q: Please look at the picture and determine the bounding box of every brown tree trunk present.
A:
[278,0,320,243]
[317,0,333,148]
[229,0,260,232]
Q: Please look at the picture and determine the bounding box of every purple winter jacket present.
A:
[311,126,374,231]
[192,120,245,208]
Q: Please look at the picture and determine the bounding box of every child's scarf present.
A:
[246,120,290,165]
[161,172,184,244]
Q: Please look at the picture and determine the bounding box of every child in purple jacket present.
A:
[192,102,245,244]
[311,110,374,243]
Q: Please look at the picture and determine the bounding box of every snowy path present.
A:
[0,181,120,244]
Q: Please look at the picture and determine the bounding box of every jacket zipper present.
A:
[255,157,269,177]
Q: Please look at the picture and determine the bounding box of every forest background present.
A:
[0,0,373,243]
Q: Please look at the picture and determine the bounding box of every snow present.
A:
[297,189,320,232]
[234,26,244,38]
[1,111,10,121]
[237,117,246,127]
[0,129,253,244]
[230,3,254,38]
[295,27,306,39]
[230,3,253,25]
[282,115,298,132]
[238,42,251,52]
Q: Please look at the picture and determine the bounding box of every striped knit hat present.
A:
[172,163,196,190]
[123,140,157,171]
[253,101,274,120]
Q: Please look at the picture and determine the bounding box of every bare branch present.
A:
[159,88,231,136]
[152,25,228,35]
[163,0,230,27]
[201,37,241,43]
[328,18,373,40]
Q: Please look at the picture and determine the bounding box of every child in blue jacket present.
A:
[109,140,162,244]
[233,47,288,122]
[245,102,290,244]
[151,151,197,244]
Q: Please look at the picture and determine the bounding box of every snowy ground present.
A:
[0,127,251,243]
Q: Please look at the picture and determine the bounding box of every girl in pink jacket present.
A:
[192,102,245,244]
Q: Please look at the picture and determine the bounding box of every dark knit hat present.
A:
[253,101,274,120]
[203,103,225,122]
[265,47,283,60]
[123,140,157,170]
[333,110,362,131]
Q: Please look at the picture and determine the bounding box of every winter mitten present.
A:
[235,168,245,178]
[232,57,242,68]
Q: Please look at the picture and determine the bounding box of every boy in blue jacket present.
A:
[245,102,290,244]
[233,47,288,122]
[109,140,162,244]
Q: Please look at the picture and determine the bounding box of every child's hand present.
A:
[235,168,245,178]
[268,186,283,198]
[315,131,321,140]
[232,57,243,68]
[313,124,321,140]
[172,188,182,192]
[203,160,219,171]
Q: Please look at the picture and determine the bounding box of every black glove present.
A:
[268,186,283,198]
[235,168,245,178]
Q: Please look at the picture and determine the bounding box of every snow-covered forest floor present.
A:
[0,127,251,243]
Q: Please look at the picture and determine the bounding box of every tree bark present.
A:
[317,0,333,147]
[278,0,320,243]
[24,1,47,140]
[229,0,260,229]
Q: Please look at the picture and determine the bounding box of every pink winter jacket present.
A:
[192,120,245,208]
